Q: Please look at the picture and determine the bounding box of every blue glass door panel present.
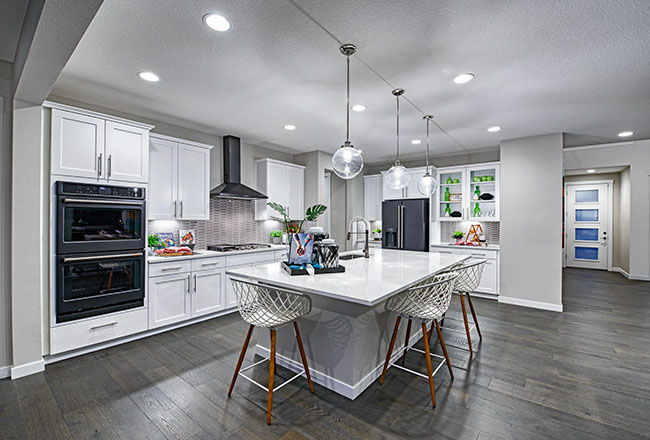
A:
[575,228,598,241]
[575,247,599,260]
[575,189,599,203]
[575,209,599,222]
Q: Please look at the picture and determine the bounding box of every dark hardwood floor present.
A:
[2,268,650,439]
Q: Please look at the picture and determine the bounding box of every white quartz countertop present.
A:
[226,248,468,306]
[148,244,287,263]
[431,243,500,250]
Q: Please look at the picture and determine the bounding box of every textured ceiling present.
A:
[52,0,650,164]
[0,0,29,62]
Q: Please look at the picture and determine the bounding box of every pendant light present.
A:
[417,115,437,196]
[331,44,363,179]
[385,89,410,190]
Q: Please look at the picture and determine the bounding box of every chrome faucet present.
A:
[347,216,371,258]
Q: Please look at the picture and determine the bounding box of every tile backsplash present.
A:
[148,198,282,249]
[440,221,500,245]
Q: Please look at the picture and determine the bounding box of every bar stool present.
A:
[227,278,314,425]
[378,271,459,408]
[432,259,486,353]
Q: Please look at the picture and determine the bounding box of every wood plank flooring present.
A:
[1,268,649,439]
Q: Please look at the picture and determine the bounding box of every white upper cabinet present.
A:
[382,172,404,200]
[49,105,153,183]
[255,158,305,220]
[178,143,211,220]
[104,121,149,183]
[436,162,500,222]
[148,134,213,221]
[51,109,105,179]
[364,174,383,221]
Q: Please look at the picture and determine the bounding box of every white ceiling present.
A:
[0,0,29,62]
[51,0,650,164]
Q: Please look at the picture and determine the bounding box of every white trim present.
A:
[611,267,630,279]
[253,157,305,170]
[0,365,11,379]
[42,101,155,130]
[149,132,214,150]
[563,141,634,152]
[498,296,563,312]
[11,359,45,379]
[254,329,427,400]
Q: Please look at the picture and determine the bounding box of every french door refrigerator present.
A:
[382,198,429,252]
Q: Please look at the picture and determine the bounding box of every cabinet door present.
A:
[382,172,404,200]
[286,165,304,219]
[364,175,383,221]
[405,168,424,199]
[224,273,238,309]
[105,121,150,183]
[192,269,225,317]
[178,143,210,220]
[466,164,499,222]
[266,161,288,214]
[474,258,498,295]
[437,167,466,221]
[148,273,191,329]
[51,109,105,179]
[148,137,178,219]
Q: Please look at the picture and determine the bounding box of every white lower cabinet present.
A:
[192,269,225,317]
[430,246,500,296]
[148,272,192,329]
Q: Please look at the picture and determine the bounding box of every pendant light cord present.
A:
[396,93,400,162]
[425,118,430,172]
[346,54,350,143]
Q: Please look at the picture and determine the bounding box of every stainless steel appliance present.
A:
[382,198,430,252]
[207,243,272,252]
[210,136,268,199]
[56,182,146,323]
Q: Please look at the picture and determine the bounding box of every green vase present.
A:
[444,187,450,201]
[474,186,481,200]
[474,202,481,217]
[444,203,452,216]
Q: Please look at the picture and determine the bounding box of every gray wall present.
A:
[0,61,12,373]
[564,141,650,279]
[564,172,629,272]
[500,133,564,309]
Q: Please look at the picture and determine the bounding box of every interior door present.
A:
[402,199,429,252]
[177,143,210,220]
[148,137,178,219]
[566,183,610,269]
[105,121,149,183]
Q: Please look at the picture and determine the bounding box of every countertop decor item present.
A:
[452,230,464,243]
[450,210,462,217]
[281,261,345,276]
[479,193,494,200]
[449,193,462,202]
[385,89,410,190]
[179,229,195,245]
[268,202,327,235]
[331,44,363,179]
[270,230,283,244]
[154,246,193,256]
[157,232,174,248]
[148,234,160,255]
[417,115,437,196]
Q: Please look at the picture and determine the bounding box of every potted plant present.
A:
[452,230,464,244]
[372,228,382,240]
[270,230,283,244]
[267,202,328,234]
[148,234,160,255]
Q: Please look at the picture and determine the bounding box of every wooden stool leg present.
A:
[401,319,412,365]
[427,320,434,343]
[435,319,454,380]
[460,294,473,353]
[228,324,254,397]
[379,317,401,384]
[421,322,436,408]
[293,321,314,393]
[466,293,482,340]
[267,329,276,425]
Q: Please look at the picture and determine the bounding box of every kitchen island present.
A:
[226,248,468,399]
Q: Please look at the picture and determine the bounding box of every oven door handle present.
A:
[62,198,144,206]
[63,252,143,263]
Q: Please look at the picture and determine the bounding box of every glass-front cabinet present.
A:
[436,162,500,222]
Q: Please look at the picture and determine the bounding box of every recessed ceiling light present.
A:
[137,71,159,82]
[203,13,231,32]
[487,126,501,132]
[351,104,366,112]
[284,124,296,131]
[411,139,422,145]
[453,73,475,84]
[586,169,596,173]
[618,131,633,137]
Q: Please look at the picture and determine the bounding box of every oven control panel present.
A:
[57,182,145,199]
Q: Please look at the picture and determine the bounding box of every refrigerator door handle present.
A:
[396,205,401,248]
[399,204,405,249]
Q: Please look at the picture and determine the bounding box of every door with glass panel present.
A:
[566,183,610,269]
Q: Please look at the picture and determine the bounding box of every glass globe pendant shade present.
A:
[332,142,363,179]
[418,172,437,196]
[386,161,410,190]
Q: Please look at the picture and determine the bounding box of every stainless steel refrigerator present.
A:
[382,198,430,252]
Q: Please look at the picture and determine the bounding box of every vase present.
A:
[272,236,281,244]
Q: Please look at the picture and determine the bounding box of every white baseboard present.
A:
[0,365,11,379]
[254,329,428,400]
[611,267,650,281]
[498,296,563,312]
[11,359,45,379]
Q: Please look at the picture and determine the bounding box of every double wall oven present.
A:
[56,182,146,323]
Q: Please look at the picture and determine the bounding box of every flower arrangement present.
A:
[267,202,327,234]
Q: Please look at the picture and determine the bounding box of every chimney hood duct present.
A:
[210,135,268,200]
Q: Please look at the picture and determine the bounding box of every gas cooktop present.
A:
[207,243,272,252]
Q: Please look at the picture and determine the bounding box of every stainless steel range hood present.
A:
[210,135,268,200]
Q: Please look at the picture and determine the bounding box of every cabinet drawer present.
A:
[461,249,497,260]
[149,260,192,277]
[50,308,148,355]
[226,252,275,267]
[191,257,224,272]
[431,248,463,256]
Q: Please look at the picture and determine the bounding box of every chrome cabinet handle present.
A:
[62,198,143,206]
[98,153,103,177]
[173,200,177,218]
[201,262,219,267]
[107,155,112,177]
[187,275,191,293]
[63,252,143,262]
[90,322,117,331]
[180,201,183,218]
[161,266,183,271]
[193,274,197,292]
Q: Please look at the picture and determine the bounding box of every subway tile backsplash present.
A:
[148,198,282,249]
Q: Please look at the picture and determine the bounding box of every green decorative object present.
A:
[474,186,481,200]
[270,230,282,238]
[452,230,464,239]
[444,187,450,201]
[148,234,160,248]
[480,176,488,181]
[473,176,480,182]
[487,175,494,181]
[474,202,481,217]
[453,178,460,184]
[444,203,452,216]
[268,202,328,234]
[446,177,452,184]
